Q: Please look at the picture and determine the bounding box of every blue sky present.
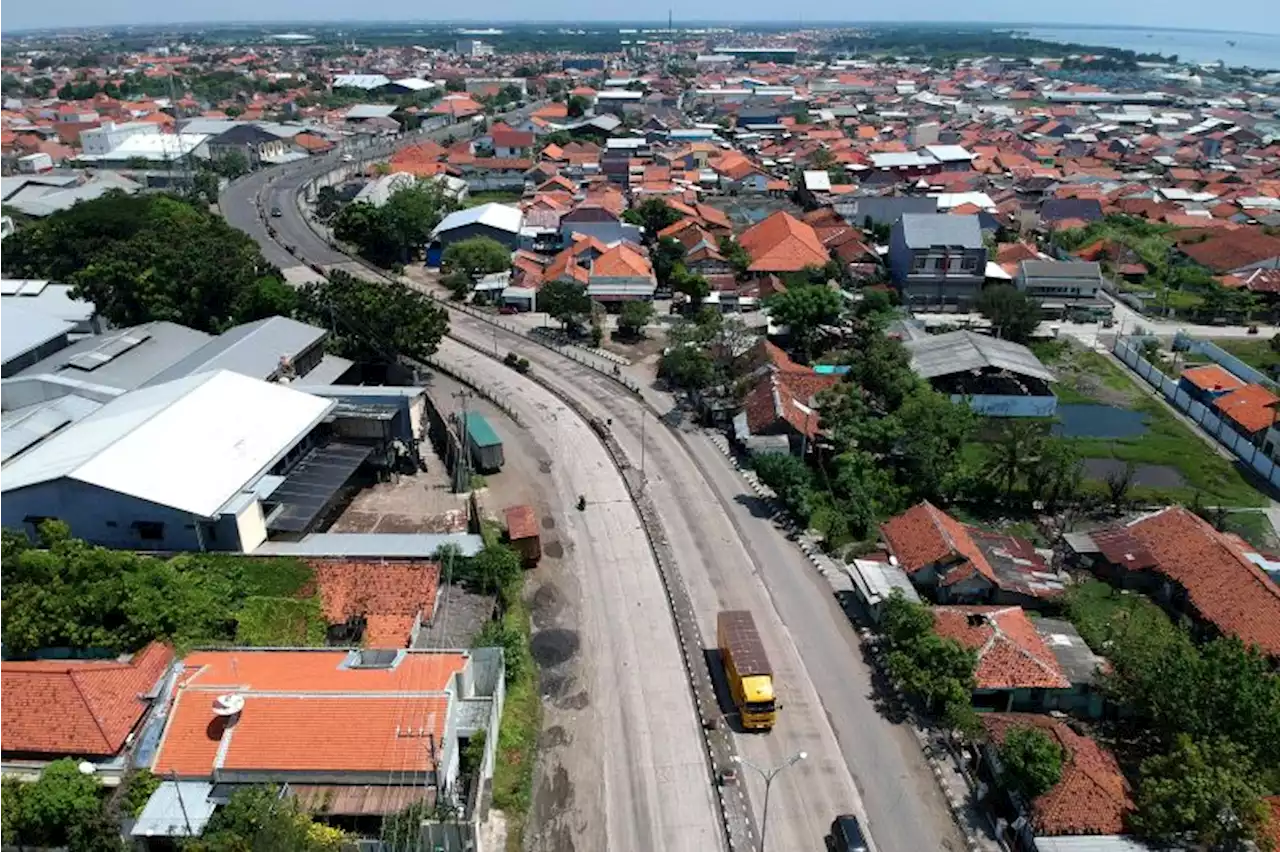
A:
[5,2,1280,34]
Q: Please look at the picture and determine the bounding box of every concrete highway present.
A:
[220,133,972,852]
[432,337,723,852]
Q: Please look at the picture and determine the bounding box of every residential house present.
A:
[1065,506,1280,657]
[310,559,441,647]
[710,150,771,193]
[980,714,1133,852]
[2,643,175,781]
[143,647,503,843]
[586,242,657,303]
[738,211,830,275]
[880,501,1066,608]
[1212,383,1279,442]
[732,342,838,454]
[1015,260,1104,305]
[205,124,287,168]
[477,123,534,159]
[1177,363,1245,405]
[1177,228,1280,275]
[933,606,1102,716]
[888,214,987,309]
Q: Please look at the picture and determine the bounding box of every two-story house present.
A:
[1015,260,1103,302]
[888,214,987,309]
[205,124,287,168]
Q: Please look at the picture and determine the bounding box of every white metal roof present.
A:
[923,144,975,162]
[1,302,73,366]
[432,202,523,237]
[391,77,436,91]
[1,370,335,517]
[333,74,391,90]
[803,170,832,192]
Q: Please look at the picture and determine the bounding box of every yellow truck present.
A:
[717,610,777,731]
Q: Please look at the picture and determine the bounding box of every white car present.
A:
[341,153,354,163]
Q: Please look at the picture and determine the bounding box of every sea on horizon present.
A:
[1022,25,1280,69]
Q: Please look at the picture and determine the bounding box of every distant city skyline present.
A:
[4,4,1280,36]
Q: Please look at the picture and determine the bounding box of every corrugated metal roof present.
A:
[432,202,524,237]
[131,782,217,838]
[252,532,484,558]
[1,303,72,366]
[898,213,983,249]
[144,317,326,387]
[2,370,334,518]
[14,321,211,392]
[905,330,1056,383]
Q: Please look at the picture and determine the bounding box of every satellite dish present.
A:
[212,693,245,717]
[78,761,96,775]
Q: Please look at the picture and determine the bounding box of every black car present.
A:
[270,206,283,217]
[828,815,869,852]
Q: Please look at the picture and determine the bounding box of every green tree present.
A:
[670,263,711,309]
[879,593,978,723]
[213,148,250,178]
[566,94,590,118]
[332,180,455,266]
[1130,736,1272,851]
[5,759,109,849]
[617,299,656,338]
[537,280,592,331]
[651,236,687,289]
[976,285,1043,344]
[441,236,512,281]
[623,197,682,241]
[997,726,1065,801]
[188,786,346,852]
[314,185,342,221]
[766,284,843,362]
[295,270,448,365]
[986,419,1047,501]
[1033,439,1084,510]
[658,344,716,391]
[893,387,975,502]
[463,543,524,601]
[4,193,287,333]
[718,235,753,278]
[752,453,815,521]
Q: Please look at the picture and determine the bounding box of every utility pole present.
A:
[735,751,807,852]
[640,408,647,484]
[452,390,474,493]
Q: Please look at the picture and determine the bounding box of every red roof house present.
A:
[738,211,830,274]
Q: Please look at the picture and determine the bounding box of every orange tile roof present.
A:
[880,502,997,587]
[307,560,440,648]
[982,713,1133,836]
[1180,364,1246,393]
[738,211,829,273]
[933,606,1071,690]
[2,643,173,757]
[1124,506,1280,656]
[591,243,654,278]
[505,504,539,541]
[153,650,467,778]
[1212,383,1279,433]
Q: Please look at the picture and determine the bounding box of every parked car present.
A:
[828,815,869,852]
[499,305,518,315]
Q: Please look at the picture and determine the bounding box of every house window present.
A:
[961,256,978,271]
[134,521,165,541]
[912,255,928,272]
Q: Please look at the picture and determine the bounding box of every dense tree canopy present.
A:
[976,284,1042,344]
[187,786,346,852]
[296,270,449,365]
[2,523,321,656]
[441,236,513,282]
[2,760,110,850]
[617,300,656,338]
[997,726,1065,801]
[537,280,592,330]
[4,192,292,333]
[766,284,843,361]
[623,197,682,240]
[881,592,978,733]
[332,180,457,266]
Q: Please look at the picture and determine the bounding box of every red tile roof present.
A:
[2,643,173,757]
[1124,506,1280,656]
[1212,383,1279,433]
[738,211,830,273]
[591,243,654,279]
[153,649,467,778]
[880,502,997,588]
[982,713,1133,836]
[1180,363,1246,393]
[307,560,440,648]
[1178,229,1280,273]
[505,504,539,541]
[933,606,1071,690]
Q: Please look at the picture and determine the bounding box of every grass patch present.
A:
[1066,396,1266,506]
[1211,338,1280,374]
[465,190,523,207]
[189,553,314,599]
[479,583,540,852]
[1064,579,1173,651]
[1221,511,1279,551]
[234,596,327,646]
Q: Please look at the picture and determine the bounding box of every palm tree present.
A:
[987,420,1047,502]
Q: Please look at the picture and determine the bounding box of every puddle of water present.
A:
[1054,403,1148,439]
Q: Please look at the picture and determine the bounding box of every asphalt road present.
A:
[220,122,971,852]
[431,337,723,852]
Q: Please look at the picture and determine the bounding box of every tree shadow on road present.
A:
[856,626,910,725]
[732,492,782,520]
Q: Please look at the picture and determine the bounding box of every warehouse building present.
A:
[905,330,1058,417]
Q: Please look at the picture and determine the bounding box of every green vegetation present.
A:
[538,280,592,331]
[765,284,844,361]
[332,180,458,266]
[997,726,1065,801]
[187,786,347,852]
[441,236,513,296]
[296,270,449,366]
[1034,339,1265,506]
[880,592,979,735]
[1064,581,1280,849]
[617,300,656,339]
[464,190,524,207]
[466,541,539,851]
[4,192,295,333]
[1,759,116,851]
[1210,337,1280,375]
[623,197,683,239]
[1,522,323,656]
[976,285,1042,344]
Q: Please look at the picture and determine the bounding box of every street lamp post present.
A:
[735,750,807,852]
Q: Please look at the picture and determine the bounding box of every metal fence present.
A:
[1112,336,1280,490]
